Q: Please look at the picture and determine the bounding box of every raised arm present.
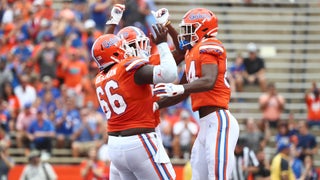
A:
[134,24,178,85]
[104,4,125,34]
[152,8,185,65]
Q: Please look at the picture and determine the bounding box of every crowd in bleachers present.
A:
[1,0,320,179]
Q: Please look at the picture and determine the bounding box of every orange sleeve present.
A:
[123,57,149,72]
[199,53,218,65]
[82,63,89,76]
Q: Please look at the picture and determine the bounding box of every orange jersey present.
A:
[185,38,230,111]
[305,95,320,120]
[95,57,156,132]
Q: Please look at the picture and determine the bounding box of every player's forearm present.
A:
[172,50,185,65]
[166,23,181,53]
[153,43,178,84]
[105,24,116,34]
[92,169,104,177]
[157,93,189,109]
[183,76,215,94]
[246,166,259,173]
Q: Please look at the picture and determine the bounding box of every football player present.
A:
[92,24,177,179]
[153,8,240,180]
[105,1,185,156]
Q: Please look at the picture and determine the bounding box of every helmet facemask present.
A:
[178,22,201,49]
[126,37,151,59]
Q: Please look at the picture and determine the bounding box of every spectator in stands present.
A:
[15,103,36,151]
[27,108,55,154]
[14,74,37,108]
[259,82,285,128]
[0,100,11,132]
[0,56,13,91]
[183,160,192,180]
[71,108,99,157]
[296,121,317,161]
[123,0,148,33]
[228,52,246,94]
[0,123,10,146]
[89,0,111,31]
[54,96,80,148]
[275,121,296,149]
[1,81,20,123]
[159,109,174,157]
[62,48,88,91]
[290,137,304,180]
[243,42,267,92]
[300,155,319,180]
[19,150,57,180]
[97,126,110,165]
[37,76,60,100]
[231,137,259,180]
[80,147,108,180]
[253,149,270,180]
[10,33,33,64]
[36,18,52,44]
[1,1,14,24]
[83,19,102,54]
[37,90,57,121]
[0,140,15,180]
[270,138,295,180]
[305,82,320,127]
[242,117,270,152]
[33,33,59,79]
[172,109,198,159]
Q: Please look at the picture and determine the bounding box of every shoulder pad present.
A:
[124,57,149,72]
[199,39,224,56]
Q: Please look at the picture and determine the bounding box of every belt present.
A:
[108,128,155,137]
[199,106,226,118]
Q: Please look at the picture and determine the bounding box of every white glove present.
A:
[106,4,125,25]
[153,83,185,97]
[151,8,169,26]
[153,102,159,112]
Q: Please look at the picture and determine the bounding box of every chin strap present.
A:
[179,40,193,50]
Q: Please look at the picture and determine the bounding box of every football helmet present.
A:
[178,8,218,48]
[117,26,151,58]
[91,34,128,70]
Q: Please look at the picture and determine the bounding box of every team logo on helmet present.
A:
[102,37,119,48]
[188,13,212,21]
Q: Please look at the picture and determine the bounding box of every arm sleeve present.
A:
[280,158,289,174]
[19,166,28,180]
[311,136,317,148]
[260,58,265,69]
[153,42,178,84]
[45,163,58,180]
[199,53,218,65]
[249,150,260,167]
[198,43,224,64]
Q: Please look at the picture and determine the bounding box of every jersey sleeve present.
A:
[124,57,149,72]
[199,42,224,64]
[280,158,289,173]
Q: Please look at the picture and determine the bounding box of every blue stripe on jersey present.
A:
[222,110,229,179]
[140,134,169,180]
[146,134,173,180]
[217,110,224,179]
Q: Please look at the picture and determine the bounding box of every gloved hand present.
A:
[153,83,185,97]
[106,4,125,25]
[153,102,159,112]
[151,8,169,26]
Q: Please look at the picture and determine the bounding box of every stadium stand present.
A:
[3,0,320,169]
